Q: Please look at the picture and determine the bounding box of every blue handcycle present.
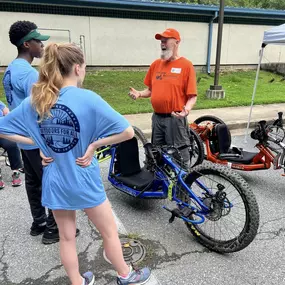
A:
[96,127,259,253]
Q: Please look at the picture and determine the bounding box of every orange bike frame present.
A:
[190,123,278,171]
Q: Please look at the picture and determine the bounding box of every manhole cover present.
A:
[103,238,146,264]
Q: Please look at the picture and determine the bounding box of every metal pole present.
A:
[207,11,218,74]
[214,0,225,86]
[244,47,264,142]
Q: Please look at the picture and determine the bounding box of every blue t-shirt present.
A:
[0,86,130,210]
[2,58,39,150]
[0,101,6,117]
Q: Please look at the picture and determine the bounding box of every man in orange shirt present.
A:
[129,28,197,167]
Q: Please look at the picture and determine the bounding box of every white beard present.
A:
[161,49,173,61]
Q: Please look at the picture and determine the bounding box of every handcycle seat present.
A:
[218,150,258,164]
[115,168,154,190]
[114,137,154,191]
[212,124,258,165]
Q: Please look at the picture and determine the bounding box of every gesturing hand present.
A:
[128,87,140,100]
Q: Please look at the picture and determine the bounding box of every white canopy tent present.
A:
[245,24,285,140]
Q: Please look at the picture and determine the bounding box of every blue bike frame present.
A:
[96,145,214,225]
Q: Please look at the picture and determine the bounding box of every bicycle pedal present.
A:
[169,208,182,223]
[163,206,181,223]
[180,207,193,217]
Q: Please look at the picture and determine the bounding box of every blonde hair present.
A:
[31,43,84,121]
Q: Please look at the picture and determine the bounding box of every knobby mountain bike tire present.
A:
[194,115,225,126]
[133,126,204,169]
[133,126,148,146]
[182,162,259,253]
[188,127,204,168]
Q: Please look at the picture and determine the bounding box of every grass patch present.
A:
[1,70,285,114]
[126,233,141,239]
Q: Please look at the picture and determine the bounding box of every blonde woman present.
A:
[0,43,151,285]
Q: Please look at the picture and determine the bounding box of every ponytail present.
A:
[32,42,84,121]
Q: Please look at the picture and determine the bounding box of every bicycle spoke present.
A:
[190,176,248,241]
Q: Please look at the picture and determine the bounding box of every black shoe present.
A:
[42,228,80,245]
[30,222,46,236]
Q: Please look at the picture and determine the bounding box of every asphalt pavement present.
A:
[0,134,284,285]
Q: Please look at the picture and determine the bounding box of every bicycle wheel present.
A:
[133,126,148,146]
[188,128,204,168]
[133,126,150,168]
[194,115,225,126]
[132,125,203,168]
[181,162,259,253]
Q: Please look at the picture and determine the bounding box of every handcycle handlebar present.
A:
[267,129,285,148]
[251,112,285,144]
[273,112,283,128]
[143,143,189,172]
[251,120,281,145]
[250,120,268,143]
[143,142,156,161]
[259,120,267,134]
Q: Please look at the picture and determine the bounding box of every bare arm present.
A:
[2,107,9,116]
[128,87,151,100]
[76,126,134,167]
[0,134,34,145]
[91,126,134,149]
[185,95,197,114]
[138,88,152,98]
[172,95,197,118]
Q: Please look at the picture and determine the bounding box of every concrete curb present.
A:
[215,118,285,131]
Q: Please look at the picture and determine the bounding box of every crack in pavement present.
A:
[139,238,211,269]
[0,242,96,285]
[15,263,65,285]
[256,216,285,241]
[257,228,285,241]
[89,236,212,285]
[0,228,231,285]
[259,216,285,230]
[0,239,65,284]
